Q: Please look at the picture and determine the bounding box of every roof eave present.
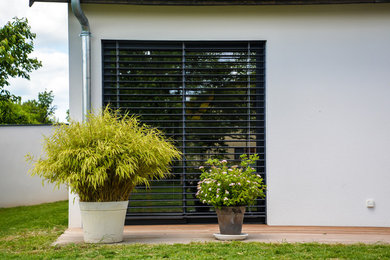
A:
[29,0,390,7]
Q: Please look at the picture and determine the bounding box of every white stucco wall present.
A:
[0,126,68,208]
[68,3,390,227]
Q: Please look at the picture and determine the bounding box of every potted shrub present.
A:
[196,154,266,239]
[27,108,181,243]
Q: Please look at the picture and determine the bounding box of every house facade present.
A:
[32,0,390,228]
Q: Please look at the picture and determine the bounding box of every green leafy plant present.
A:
[196,154,266,208]
[0,17,42,88]
[27,108,181,202]
[1,90,56,124]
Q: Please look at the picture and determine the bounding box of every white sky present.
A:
[0,0,68,122]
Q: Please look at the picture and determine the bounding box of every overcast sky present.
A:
[0,0,68,122]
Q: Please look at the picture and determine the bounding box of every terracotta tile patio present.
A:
[54,225,390,245]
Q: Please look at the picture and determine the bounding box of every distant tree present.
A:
[0,17,42,90]
[0,90,56,124]
[0,18,57,125]
[22,90,56,124]
[65,109,70,123]
[0,95,31,124]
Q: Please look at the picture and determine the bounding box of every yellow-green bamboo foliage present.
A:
[27,108,181,202]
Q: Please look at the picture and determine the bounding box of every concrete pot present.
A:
[79,201,129,243]
[215,206,246,235]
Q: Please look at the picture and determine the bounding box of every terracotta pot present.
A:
[215,206,246,235]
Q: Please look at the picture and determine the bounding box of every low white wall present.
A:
[0,125,68,208]
[68,3,390,227]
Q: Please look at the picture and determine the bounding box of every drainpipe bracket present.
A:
[80,31,91,37]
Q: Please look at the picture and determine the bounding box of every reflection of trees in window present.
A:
[102,41,265,221]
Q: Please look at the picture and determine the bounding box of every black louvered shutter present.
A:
[102,40,266,224]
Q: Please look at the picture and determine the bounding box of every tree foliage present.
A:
[22,90,56,123]
[0,90,56,124]
[0,17,42,88]
[0,17,56,125]
[27,108,182,202]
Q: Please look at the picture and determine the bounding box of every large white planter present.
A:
[79,201,129,243]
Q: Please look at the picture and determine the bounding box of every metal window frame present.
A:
[102,40,266,224]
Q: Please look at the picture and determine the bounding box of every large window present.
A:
[102,40,266,224]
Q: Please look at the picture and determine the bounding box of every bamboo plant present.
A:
[27,108,181,202]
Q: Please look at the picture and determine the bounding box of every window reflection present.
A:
[103,41,265,222]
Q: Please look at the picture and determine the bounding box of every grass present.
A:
[1,201,390,259]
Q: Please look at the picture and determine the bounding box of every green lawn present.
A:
[1,201,390,259]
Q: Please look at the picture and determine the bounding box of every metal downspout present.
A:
[71,0,91,121]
